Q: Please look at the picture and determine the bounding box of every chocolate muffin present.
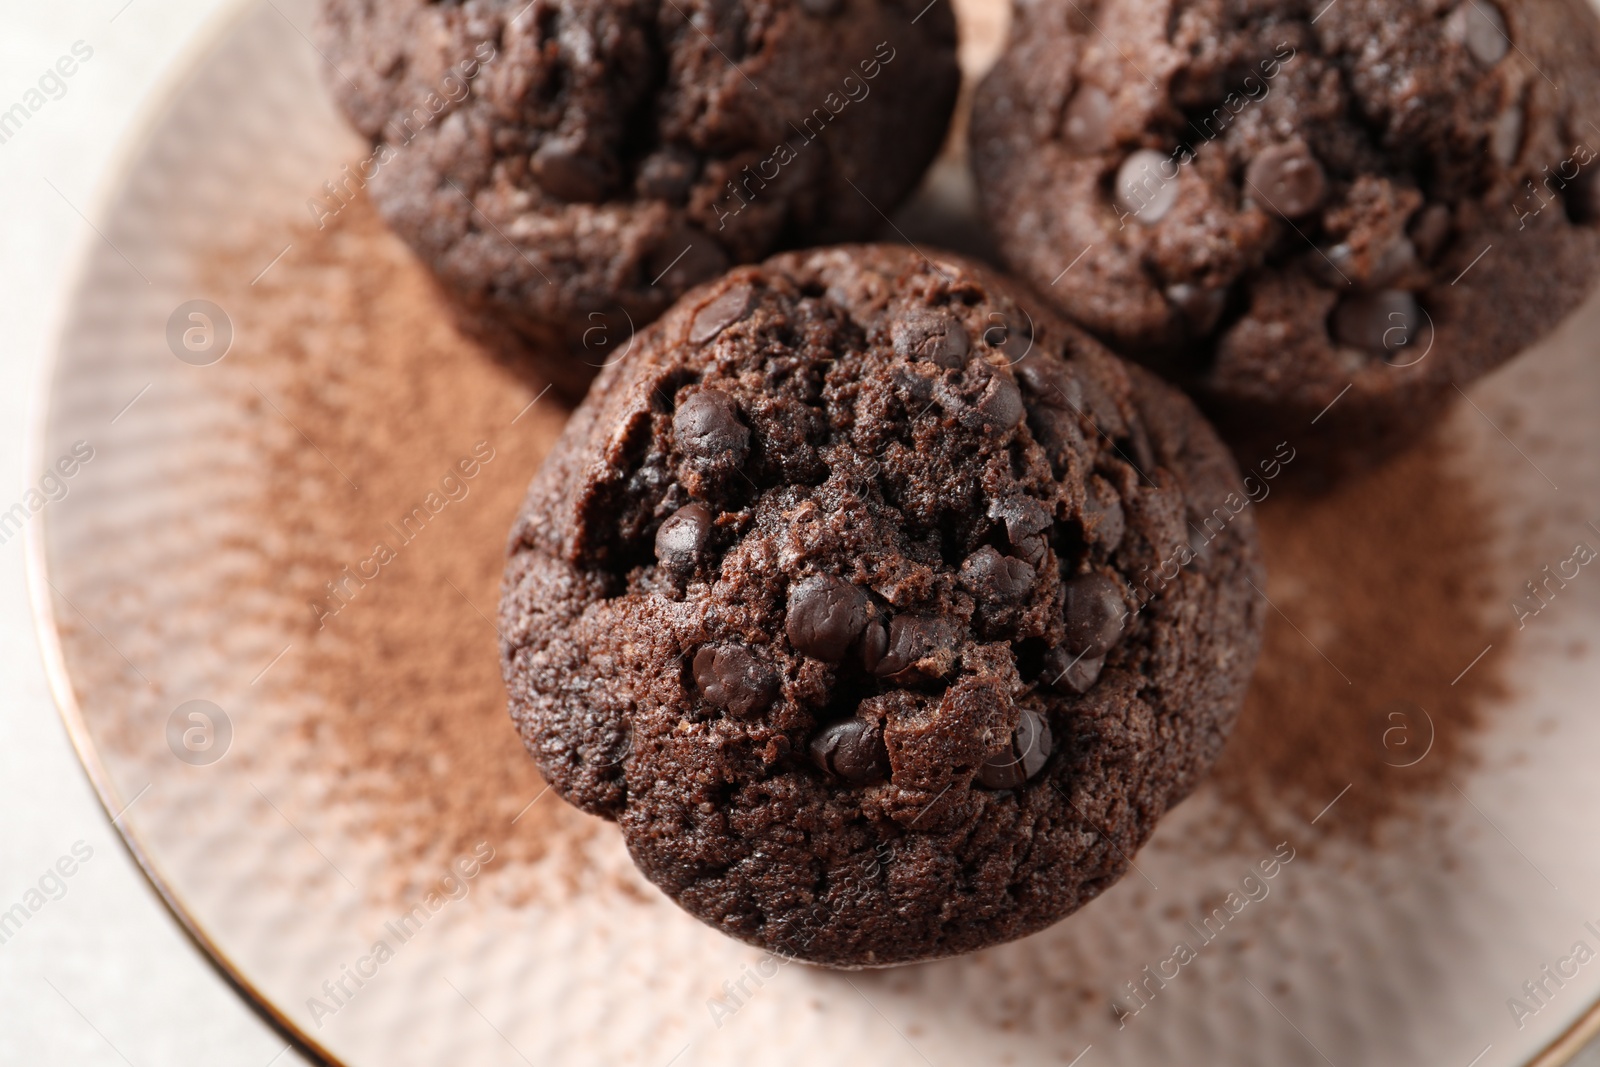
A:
[499,244,1265,967]
[318,0,959,393]
[971,0,1600,475]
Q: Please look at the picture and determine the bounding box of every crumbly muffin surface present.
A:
[320,0,959,386]
[972,0,1600,470]
[500,244,1265,966]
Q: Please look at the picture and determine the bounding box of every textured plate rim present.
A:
[22,0,342,1062]
[18,1,1600,1064]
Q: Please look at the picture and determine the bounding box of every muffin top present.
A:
[972,0,1600,452]
[499,244,1266,966]
[319,0,959,366]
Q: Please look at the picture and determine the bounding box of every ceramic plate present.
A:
[31,0,1600,1063]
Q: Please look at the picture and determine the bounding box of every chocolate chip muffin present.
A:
[971,0,1600,476]
[499,244,1266,967]
[318,0,958,393]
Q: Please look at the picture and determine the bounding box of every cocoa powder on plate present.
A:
[1209,429,1509,842]
[221,195,589,889]
[221,191,1508,890]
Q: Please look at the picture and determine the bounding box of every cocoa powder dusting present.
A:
[213,190,1509,900]
[1210,430,1510,842]
[216,195,592,892]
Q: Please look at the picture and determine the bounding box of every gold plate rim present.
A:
[19,1,1600,1064]
[22,0,345,1062]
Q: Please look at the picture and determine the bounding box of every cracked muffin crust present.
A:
[319,0,959,392]
[499,244,1266,967]
[971,0,1600,476]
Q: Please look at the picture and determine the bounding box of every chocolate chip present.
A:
[1076,373,1127,438]
[869,615,960,683]
[892,366,936,405]
[531,139,611,203]
[1017,360,1081,411]
[637,146,698,203]
[859,616,888,667]
[978,750,1025,789]
[1409,204,1454,262]
[1083,476,1125,551]
[990,495,1050,539]
[1331,291,1423,356]
[1115,149,1179,223]
[961,546,1037,604]
[1492,103,1524,166]
[809,720,889,784]
[892,308,970,368]
[988,496,1052,566]
[1314,237,1416,288]
[1448,1,1509,66]
[690,285,755,345]
[1064,572,1126,658]
[1062,85,1112,154]
[655,503,713,571]
[1009,534,1045,568]
[978,709,1053,789]
[674,388,750,460]
[1018,710,1052,775]
[693,644,777,716]
[1043,646,1106,694]
[1165,283,1227,334]
[1245,141,1326,219]
[798,0,844,16]
[972,376,1025,431]
[786,576,870,662]
[1015,364,1088,466]
[982,312,1033,363]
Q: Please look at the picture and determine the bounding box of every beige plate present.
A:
[29,0,1600,1063]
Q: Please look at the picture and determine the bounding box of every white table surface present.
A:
[1,3,1597,1066]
